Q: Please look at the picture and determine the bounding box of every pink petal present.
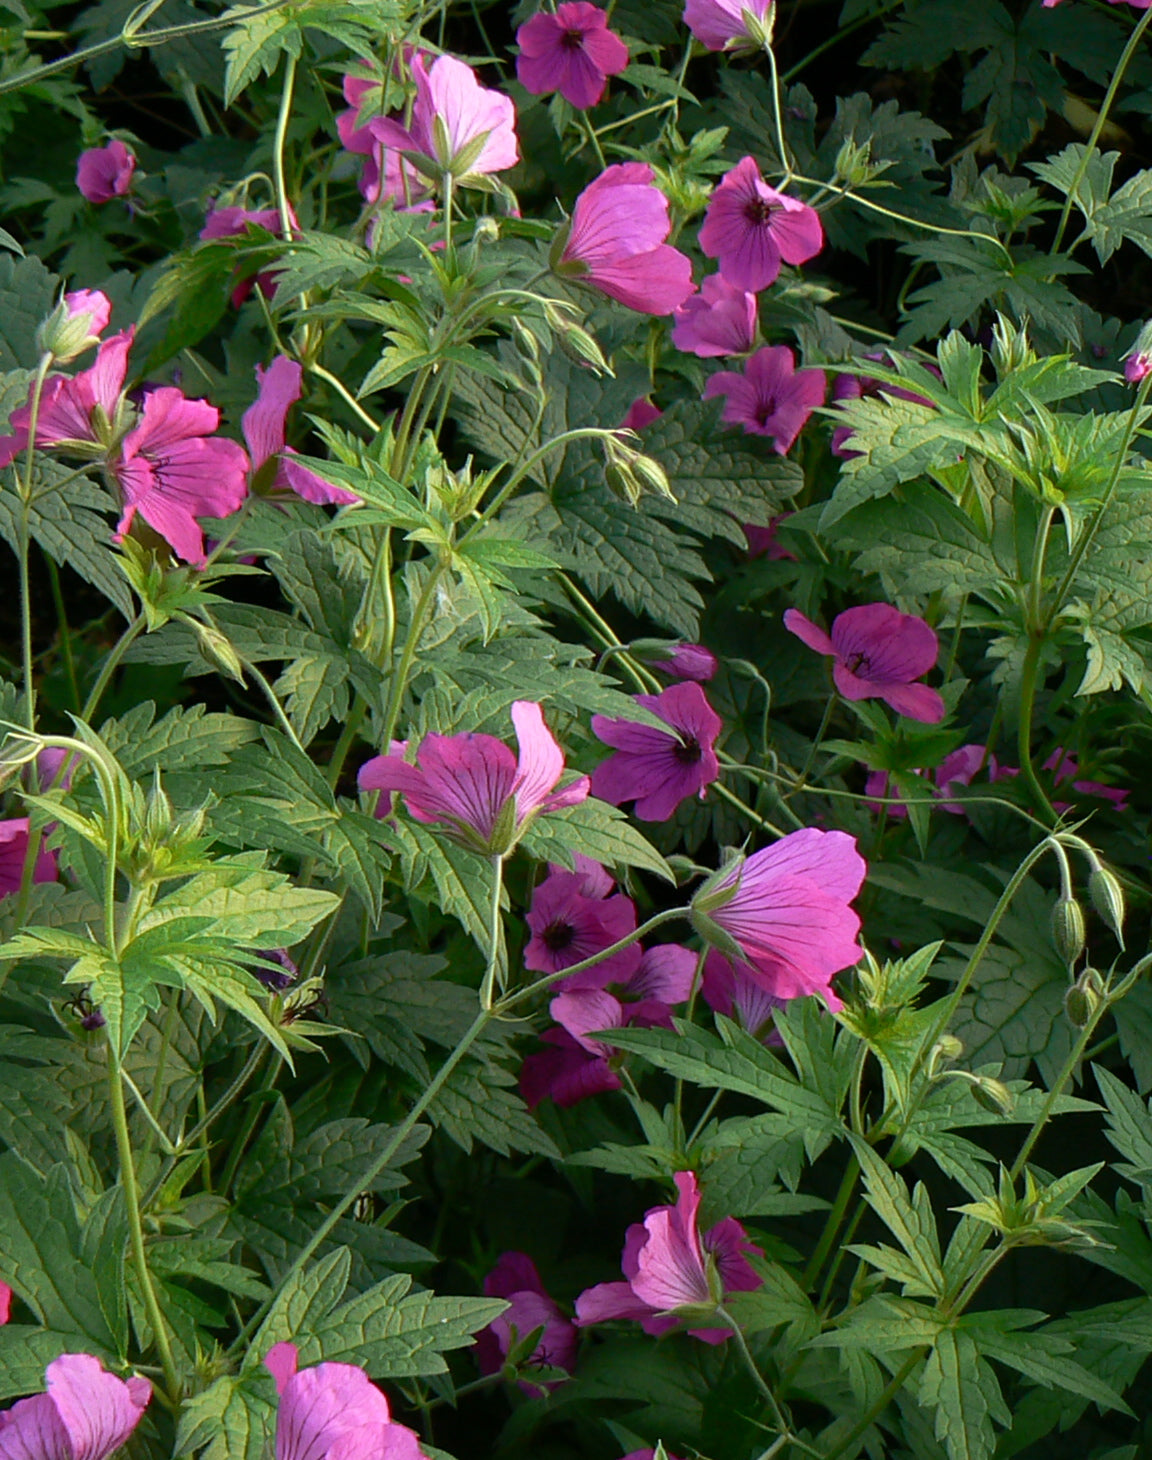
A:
[510,701,565,821]
[782,609,835,657]
[243,356,298,471]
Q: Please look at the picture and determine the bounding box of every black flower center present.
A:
[561,28,585,49]
[675,736,703,765]
[845,650,871,674]
[743,198,777,226]
[542,920,576,952]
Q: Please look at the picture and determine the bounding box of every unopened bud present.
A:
[190,622,245,684]
[971,1076,1015,1117]
[935,1034,964,1061]
[1051,897,1086,967]
[555,320,612,375]
[1088,865,1126,945]
[36,289,112,364]
[1123,321,1152,385]
[630,452,674,500]
[1065,967,1105,1028]
[510,318,540,366]
[833,137,874,189]
[604,460,639,505]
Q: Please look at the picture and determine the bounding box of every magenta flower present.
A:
[517,3,629,109]
[0,1281,9,1323]
[591,682,722,822]
[648,643,718,682]
[0,329,133,468]
[704,345,825,452]
[744,514,795,559]
[243,358,359,506]
[621,398,662,431]
[556,163,695,315]
[337,69,434,208]
[523,869,642,984]
[575,1171,762,1343]
[547,853,614,898]
[37,289,113,364]
[701,950,784,1041]
[0,819,57,898]
[265,1343,422,1460]
[784,602,946,723]
[699,157,822,293]
[671,273,757,358]
[692,828,866,1005]
[552,943,696,1044]
[76,141,135,204]
[474,1252,578,1396]
[520,1026,624,1107]
[200,204,294,306]
[683,0,774,49]
[1043,750,1129,812]
[370,54,518,179]
[0,1353,150,1460]
[359,702,589,855]
[865,744,988,820]
[830,357,938,458]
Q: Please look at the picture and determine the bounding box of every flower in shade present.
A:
[575,1171,762,1343]
[337,69,434,208]
[0,1281,10,1323]
[744,514,795,559]
[699,157,823,293]
[784,602,946,723]
[520,1026,624,1107]
[524,868,641,984]
[591,682,722,822]
[701,950,784,1041]
[830,357,938,458]
[865,743,988,820]
[474,1252,578,1396]
[621,398,662,431]
[254,948,298,993]
[516,3,629,109]
[265,1342,423,1460]
[0,1353,150,1460]
[76,141,135,204]
[704,345,825,452]
[683,0,774,49]
[200,204,294,307]
[0,819,57,898]
[691,828,866,1006]
[243,358,359,506]
[0,329,133,468]
[1001,750,1129,813]
[359,702,589,856]
[647,643,718,682]
[555,163,696,315]
[671,273,757,358]
[369,54,518,179]
[547,853,614,898]
[37,289,113,364]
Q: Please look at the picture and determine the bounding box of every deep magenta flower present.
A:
[704,345,825,452]
[552,943,697,1045]
[865,743,988,820]
[474,1252,578,1396]
[683,0,774,48]
[0,818,57,898]
[784,602,946,723]
[0,329,133,468]
[692,828,866,1005]
[520,1026,623,1107]
[200,204,296,306]
[575,1171,762,1343]
[359,702,589,855]
[1043,750,1129,811]
[265,1343,422,1460]
[523,869,642,983]
[699,157,822,293]
[243,357,359,506]
[621,398,662,431]
[0,1353,150,1460]
[744,514,795,559]
[649,643,718,682]
[370,54,518,179]
[516,3,629,109]
[671,273,757,358]
[591,682,723,822]
[830,357,938,458]
[76,140,135,204]
[556,163,695,315]
[701,950,784,1040]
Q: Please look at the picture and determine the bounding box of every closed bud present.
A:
[510,318,540,366]
[555,320,611,375]
[630,452,674,501]
[971,1076,1015,1117]
[833,137,874,189]
[603,460,640,505]
[1051,896,1086,967]
[1065,967,1105,1028]
[36,289,111,364]
[191,622,245,684]
[1088,865,1125,945]
[935,1033,964,1061]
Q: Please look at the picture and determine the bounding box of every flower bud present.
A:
[630,451,674,501]
[36,289,112,363]
[1051,897,1086,967]
[1064,967,1105,1028]
[971,1076,1015,1117]
[191,621,246,684]
[1087,864,1125,945]
[554,320,611,375]
[1123,322,1152,384]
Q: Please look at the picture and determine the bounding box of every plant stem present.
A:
[82,613,147,722]
[801,1153,860,1292]
[272,52,297,240]
[480,855,506,1009]
[1016,633,1057,827]
[218,1053,284,1197]
[45,556,80,713]
[308,362,383,432]
[822,1349,924,1460]
[712,780,787,838]
[787,695,835,799]
[720,1309,791,1437]
[379,558,448,747]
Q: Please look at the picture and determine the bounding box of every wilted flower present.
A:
[265,1342,422,1460]
[516,3,629,109]
[76,140,135,204]
[699,156,822,293]
[703,345,825,452]
[784,602,946,723]
[474,1252,578,1395]
[0,1353,150,1460]
[37,289,113,364]
[683,0,774,49]
[524,868,641,983]
[370,54,518,179]
[0,818,57,897]
[671,273,757,357]
[243,358,359,505]
[591,682,723,822]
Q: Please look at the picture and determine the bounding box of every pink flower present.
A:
[691,828,866,1006]
[648,643,718,682]
[830,357,938,458]
[865,744,988,820]
[556,163,695,315]
[704,345,825,452]
[699,157,823,293]
[358,702,589,855]
[701,949,784,1040]
[0,1353,150,1460]
[548,853,614,898]
[1043,750,1129,811]
[784,602,946,723]
[671,273,757,357]
[744,514,795,559]
[591,682,722,822]
[683,0,774,49]
[474,1252,578,1395]
[0,329,133,468]
[243,358,359,506]
[520,1026,624,1107]
[517,3,629,109]
[0,1281,10,1324]
[337,70,434,207]
[0,818,57,897]
[370,54,518,178]
[76,141,135,204]
[575,1171,762,1343]
[524,869,642,984]
[200,204,293,306]
[37,289,113,364]
[265,1342,422,1460]
[621,397,662,431]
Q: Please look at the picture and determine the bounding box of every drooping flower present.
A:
[699,157,823,293]
[369,54,518,179]
[0,1353,150,1460]
[704,345,825,452]
[701,950,784,1041]
[691,828,866,1006]
[784,602,946,723]
[265,1342,423,1460]
[359,702,589,855]
[337,68,434,208]
[671,273,757,358]
[523,868,641,984]
[243,358,359,506]
[474,1252,578,1396]
[575,1171,762,1343]
[0,329,133,468]
[591,682,723,822]
[621,398,662,431]
[647,643,718,682]
[37,289,113,364]
[516,4,629,109]
[555,163,695,315]
[0,818,57,898]
[683,0,775,49]
[76,141,135,204]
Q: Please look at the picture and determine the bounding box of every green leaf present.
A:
[0,252,56,369]
[175,1372,274,1460]
[848,1134,946,1297]
[519,797,673,882]
[139,859,341,948]
[0,1327,94,1401]
[221,1,301,105]
[959,1313,1129,1411]
[919,1328,1009,1460]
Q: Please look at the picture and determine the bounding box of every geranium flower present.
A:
[523,868,641,983]
[243,357,359,506]
[648,643,718,682]
[784,602,946,723]
[701,950,784,1041]
[547,853,614,898]
[474,1252,578,1396]
[744,515,795,559]
[671,273,758,358]
[520,1026,624,1107]
[359,702,589,855]
[621,397,662,431]
[683,0,774,49]
[0,1353,150,1460]
[265,1342,422,1460]
[699,157,822,293]
[200,204,295,306]
[0,818,57,898]
[337,69,434,208]
[555,163,695,315]
[865,743,988,820]
[370,54,518,179]
[76,140,135,204]
[591,682,723,822]
[37,289,113,364]
[575,1171,762,1343]
[704,345,825,452]
[0,329,134,467]
[691,828,866,1005]
[830,356,938,458]
[516,3,629,109]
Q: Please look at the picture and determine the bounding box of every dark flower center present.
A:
[542,919,576,952]
[675,736,703,765]
[743,198,778,226]
[754,392,779,429]
[561,27,586,49]
[845,650,872,674]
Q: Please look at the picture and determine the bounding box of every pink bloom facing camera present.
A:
[76,140,135,203]
[699,156,822,293]
[474,1252,578,1395]
[517,3,629,110]
[591,681,723,822]
[265,1342,423,1460]
[703,345,825,453]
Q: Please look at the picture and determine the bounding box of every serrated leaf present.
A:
[519,797,673,882]
[919,1328,1008,1460]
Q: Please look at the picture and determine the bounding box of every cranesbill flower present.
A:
[744,515,795,559]
[648,643,718,682]
[474,1252,578,1396]
[1043,750,1129,811]
[621,398,662,431]
[691,828,866,1004]
[370,54,518,179]
[830,357,938,458]
[200,204,295,306]
[524,869,641,984]
[0,329,133,468]
[547,853,614,898]
[0,1353,150,1460]
[575,1171,762,1343]
[704,345,825,452]
[265,1342,422,1460]
[243,358,359,506]
[555,163,695,315]
[517,3,629,109]
[37,289,113,364]
[701,950,784,1040]
[76,141,135,204]
[337,70,433,208]
[520,1025,623,1107]
[683,0,774,49]
[359,702,589,855]
[784,602,946,723]
[671,273,757,358]
[0,819,57,898]
[552,943,697,1047]
[591,682,722,822]
[699,157,822,293]
[865,744,988,820]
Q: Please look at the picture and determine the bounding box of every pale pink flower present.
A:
[683,0,774,49]
[0,329,133,467]
[671,273,757,357]
[591,682,723,822]
[524,869,642,984]
[621,398,662,431]
[63,290,112,337]
[76,141,135,204]
[699,156,822,293]
[784,602,945,723]
[243,358,358,506]
[370,54,518,178]
[517,3,629,109]
[265,1342,422,1460]
[704,344,824,452]
[0,1353,150,1460]
[0,819,57,897]
[556,163,695,315]
[474,1253,578,1396]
